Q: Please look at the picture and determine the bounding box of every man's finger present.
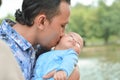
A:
[43,70,56,79]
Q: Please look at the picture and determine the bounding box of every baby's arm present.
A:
[54,49,78,79]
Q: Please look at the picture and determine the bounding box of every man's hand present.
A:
[53,71,67,80]
[43,70,67,80]
[43,66,80,80]
[43,70,56,79]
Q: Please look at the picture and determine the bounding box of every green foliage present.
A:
[0,14,15,24]
[0,19,2,24]
[69,0,120,45]
[0,0,120,46]
[97,0,120,44]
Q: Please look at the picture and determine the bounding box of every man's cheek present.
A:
[44,32,58,45]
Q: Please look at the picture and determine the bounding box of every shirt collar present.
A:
[1,19,32,51]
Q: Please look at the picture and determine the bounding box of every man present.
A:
[0,0,80,80]
[0,1,24,80]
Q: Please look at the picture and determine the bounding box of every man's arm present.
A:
[43,66,80,80]
[56,51,78,77]
[43,49,80,80]
[68,65,80,80]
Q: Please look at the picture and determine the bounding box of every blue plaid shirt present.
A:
[0,19,36,80]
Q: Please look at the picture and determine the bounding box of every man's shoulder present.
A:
[0,40,25,80]
[0,40,9,49]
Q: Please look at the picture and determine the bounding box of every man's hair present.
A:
[15,0,70,26]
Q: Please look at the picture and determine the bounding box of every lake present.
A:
[78,45,120,80]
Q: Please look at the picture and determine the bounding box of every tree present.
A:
[68,3,98,45]
[97,0,120,44]
[68,0,120,45]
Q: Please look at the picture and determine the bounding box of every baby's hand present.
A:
[53,70,67,80]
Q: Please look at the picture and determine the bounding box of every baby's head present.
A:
[55,32,83,54]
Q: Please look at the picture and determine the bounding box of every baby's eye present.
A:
[69,35,74,40]
[69,36,73,41]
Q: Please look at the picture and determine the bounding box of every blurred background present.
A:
[0,0,120,80]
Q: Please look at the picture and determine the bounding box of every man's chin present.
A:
[42,40,59,50]
[41,46,51,51]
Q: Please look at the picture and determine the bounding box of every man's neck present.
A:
[12,23,37,46]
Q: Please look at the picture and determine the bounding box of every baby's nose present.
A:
[75,43,80,48]
[72,40,76,46]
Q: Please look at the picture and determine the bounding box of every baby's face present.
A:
[58,33,83,54]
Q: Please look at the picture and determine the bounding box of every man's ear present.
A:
[35,14,47,30]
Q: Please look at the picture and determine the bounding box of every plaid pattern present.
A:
[0,19,36,80]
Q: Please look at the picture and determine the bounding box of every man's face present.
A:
[38,2,70,49]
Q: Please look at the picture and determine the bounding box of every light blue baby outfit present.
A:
[33,49,78,80]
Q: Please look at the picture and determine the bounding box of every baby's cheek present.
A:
[74,47,80,54]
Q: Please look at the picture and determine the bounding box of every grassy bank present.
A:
[79,44,120,62]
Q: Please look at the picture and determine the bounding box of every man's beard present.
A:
[35,45,50,60]
[43,32,59,48]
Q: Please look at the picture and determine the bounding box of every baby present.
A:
[33,32,83,80]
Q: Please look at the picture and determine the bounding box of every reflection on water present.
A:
[78,58,120,80]
[78,45,120,80]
